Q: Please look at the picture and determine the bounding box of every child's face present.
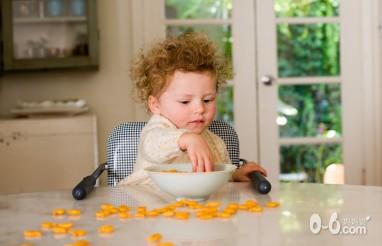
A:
[149,70,217,134]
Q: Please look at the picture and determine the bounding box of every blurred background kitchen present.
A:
[1,0,381,193]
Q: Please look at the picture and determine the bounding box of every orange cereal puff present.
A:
[249,206,263,213]
[52,226,68,235]
[158,242,175,246]
[70,229,87,238]
[205,201,220,207]
[100,203,114,210]
[52,208,65,216]
[24,230,42,239]
[266,201,280,208]
[119,212,131,219]
[67,209,81,216]
[175,212,190,220]
[98,225,114,234]
[41,221,55,230]
[95,210,110,219]
[162,169,178,173]
[162,211,175,217]
[147,233,162,243]
[64,239,91,246]
[58,222,74,230]
[217,212,233,218]
[118,205,130,212]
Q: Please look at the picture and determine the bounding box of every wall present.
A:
[0,0,142,185]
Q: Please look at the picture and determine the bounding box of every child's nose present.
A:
[194,101,205,114]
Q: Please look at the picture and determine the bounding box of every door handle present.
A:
[260,75,274,86]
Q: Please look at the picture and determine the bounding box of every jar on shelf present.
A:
[69,0,86,16]
[45,0,66,17]
[13,0,39,18]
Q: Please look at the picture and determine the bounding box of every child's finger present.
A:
[256,165,268,176]
[204,155,213,172]
[190,154,198,172]
[197,155,205,172]
[245,163,267,176]
[254,166,267,176]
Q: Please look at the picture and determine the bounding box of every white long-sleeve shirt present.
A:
[119,114,231,185]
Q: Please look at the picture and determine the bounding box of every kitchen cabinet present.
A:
[0,115,98,193]
[0,0,98,71]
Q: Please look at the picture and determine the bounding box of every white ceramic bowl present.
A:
[145,164,236,201]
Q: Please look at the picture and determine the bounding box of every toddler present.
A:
[120,33,266,185]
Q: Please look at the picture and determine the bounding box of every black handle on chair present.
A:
[72,163,107,200]
[249,171,272,194]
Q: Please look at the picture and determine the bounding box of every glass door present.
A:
[256,0,363,184]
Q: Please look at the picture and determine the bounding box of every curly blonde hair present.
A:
[130,32,231,108]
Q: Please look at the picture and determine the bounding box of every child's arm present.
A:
[141,127,188,163]
[232,162,267,182]
[178,132,214,172]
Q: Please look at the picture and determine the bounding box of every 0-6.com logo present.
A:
[310,212,371,235]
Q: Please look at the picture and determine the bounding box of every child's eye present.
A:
[204,98,215,103]
[179,101,189,105]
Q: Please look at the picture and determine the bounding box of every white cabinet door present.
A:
[0,115,98,193]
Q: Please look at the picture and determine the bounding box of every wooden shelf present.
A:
[13,16,86,24]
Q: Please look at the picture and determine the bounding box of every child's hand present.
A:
[178,132,214,172]
[232,162,267,182]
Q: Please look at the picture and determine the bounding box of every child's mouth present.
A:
[190,120,204,125]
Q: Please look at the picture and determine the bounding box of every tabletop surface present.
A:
[1,182,381,246]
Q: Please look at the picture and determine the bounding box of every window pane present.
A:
[216,84,233,125]
[280,144,343,183]
[277,23,340,77]
[166,25,232,61]
[165,0,232,19]
[275,0,339,17]
[278,83,341,138]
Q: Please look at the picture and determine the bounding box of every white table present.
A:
[0,183,381,245]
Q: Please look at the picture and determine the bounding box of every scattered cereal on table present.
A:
[98,225,114,234]
[52,226,68,235]
[70,229,87,238]
[175,211,190,220]
[64,239,91,246]
[119,212,131,220]
[158,242,175,246]
[147,233,162,243]
[249,206,263,213]
[58,222,73,230]
[217,212,233,218]
[266,201,280,208]
[52,208,65,217]
[162,210,175,217]
[96,210,110,219]
[23,230,42,239]
[119,205,130,212]
[20,243,34,246]
[67,209,81,216]
[100,203,114,210]
[40,221,55,230]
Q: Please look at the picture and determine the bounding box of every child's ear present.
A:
[148,95,161,114]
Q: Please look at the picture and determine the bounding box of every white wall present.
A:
[0,0,143,185]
